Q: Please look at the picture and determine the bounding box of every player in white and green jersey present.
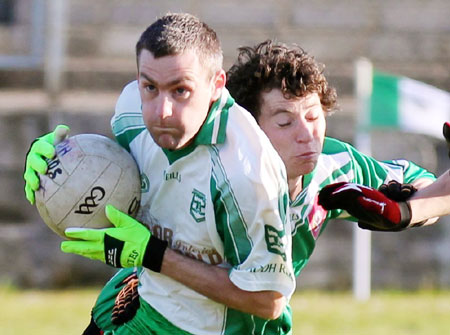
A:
[71,16,296,335]
[93,80,295,335]
[24,15,295,335]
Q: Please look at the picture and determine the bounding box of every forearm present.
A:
[411,177,434,190]
[160,248,286,320]
[408,170,450,224]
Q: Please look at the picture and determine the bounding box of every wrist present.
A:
[142,235,168,272]
[398,201,412,230]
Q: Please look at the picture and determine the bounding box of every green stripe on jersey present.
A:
[388,159,436,183]
[210,146,253,266]
[196,92,234,145]
[216,95,233,144]
[321,137,388,185]
[278,190,289,228]
[223,308,269,335]
[111,112,146,151]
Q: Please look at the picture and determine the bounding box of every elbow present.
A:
[254,292,286,320]
[264,303,285,320]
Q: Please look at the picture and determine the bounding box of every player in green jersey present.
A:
[226,39,450,275]
[226,39,450,333]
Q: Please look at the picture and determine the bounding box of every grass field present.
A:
[1,286,450,335]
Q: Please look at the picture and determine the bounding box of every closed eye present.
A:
[278,121,292,127]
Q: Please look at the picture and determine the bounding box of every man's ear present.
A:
[211,69,226,101]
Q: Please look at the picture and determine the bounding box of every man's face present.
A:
[137,49,223,150]
[258,89,326,179]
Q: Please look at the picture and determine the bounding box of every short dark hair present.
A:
[136,13,223,76]
[226,40,338,120]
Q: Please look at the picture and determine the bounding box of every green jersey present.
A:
[264,137,436,335]
[290,137,436,276]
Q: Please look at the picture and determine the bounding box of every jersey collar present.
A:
[195,87,234,145]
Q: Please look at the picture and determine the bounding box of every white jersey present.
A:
[111,81,295,335]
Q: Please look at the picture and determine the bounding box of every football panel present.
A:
[41,155,112,236]
[108,162,141,218]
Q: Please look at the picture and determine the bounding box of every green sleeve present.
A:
[322,138,436,221]
[323,138,436,187]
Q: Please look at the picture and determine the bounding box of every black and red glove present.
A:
[318,182,412,232]
[378,180,417,202]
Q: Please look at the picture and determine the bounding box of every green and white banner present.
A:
[370,71,450,139]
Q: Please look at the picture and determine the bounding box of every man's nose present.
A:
[295,120,314,143]
[156,95,173,119]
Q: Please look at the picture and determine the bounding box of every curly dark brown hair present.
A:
[226,40,338,120]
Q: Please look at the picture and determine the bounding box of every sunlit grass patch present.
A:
[2,287,450,335]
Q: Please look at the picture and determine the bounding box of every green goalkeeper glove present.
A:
[23,124,70,204]
[61,205,168,270]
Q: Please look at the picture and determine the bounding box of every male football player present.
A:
[24,15,295,335]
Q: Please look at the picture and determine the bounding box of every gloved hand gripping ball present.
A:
[24,125,70,204]
[61,205,168,271]
[27,130,141,239]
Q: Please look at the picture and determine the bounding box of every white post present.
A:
[44,0,68,108]
[353,58,373,301]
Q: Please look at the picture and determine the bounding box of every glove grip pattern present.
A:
[112,272,140,325]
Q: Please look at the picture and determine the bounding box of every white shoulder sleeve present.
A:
[114,80,141,118]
